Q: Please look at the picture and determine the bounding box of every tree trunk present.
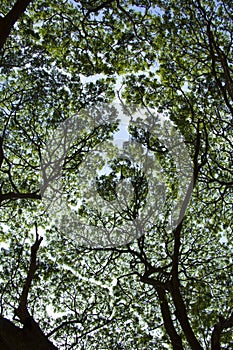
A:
[0,317,57,350]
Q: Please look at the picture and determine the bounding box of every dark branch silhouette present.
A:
[0,0,33,49]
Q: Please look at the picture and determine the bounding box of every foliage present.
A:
[0,0,232,349]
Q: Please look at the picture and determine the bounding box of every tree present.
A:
[0,0,232,349]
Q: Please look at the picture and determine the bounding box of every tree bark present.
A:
[0,0,33,49]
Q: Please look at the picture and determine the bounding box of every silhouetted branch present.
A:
[0,0,33,49]
[15,224,43,323]
[211,313,233,350]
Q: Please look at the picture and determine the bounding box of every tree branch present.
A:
[0,137,3,169]
[46,319,82,338]
[0,191,41,203]
[0,0,34,49]
[15,224,43,324]
[172,120,203,278]
[170,278,203,350]
[140,270,183,348]
[169,121,204,349]
[211,313,233,350]
[81,0,116,16]
[156,286,183,349]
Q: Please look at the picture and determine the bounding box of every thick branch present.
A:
[0,0,33,49]
[15,227,43,323]
[0,227,57,349]
[139,272,183,349]
[211,313,233,350]
[172,121,202,278]
[0,137,3,169]
[170,278,203,350]
[0,191,41,203]
[156,286,183,349]
[170,122,204,349]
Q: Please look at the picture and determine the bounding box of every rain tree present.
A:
[0,0,232,349]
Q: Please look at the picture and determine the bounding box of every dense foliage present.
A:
[0,0,232,349]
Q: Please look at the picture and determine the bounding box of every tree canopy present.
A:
[0,0,232,349]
